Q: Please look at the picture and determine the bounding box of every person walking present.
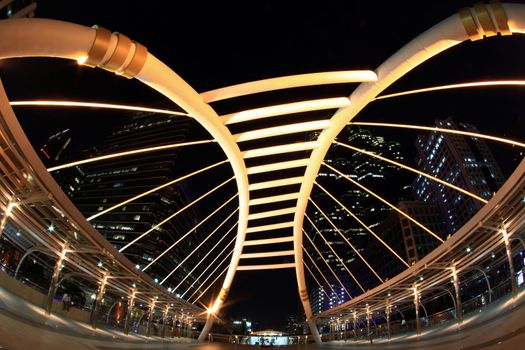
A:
[62,293,71,312]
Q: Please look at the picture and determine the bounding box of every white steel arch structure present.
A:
[0,1,525,344]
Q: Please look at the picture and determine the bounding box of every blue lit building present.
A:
[413,118,505,235]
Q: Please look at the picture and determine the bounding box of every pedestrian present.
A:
[62,293,71,312]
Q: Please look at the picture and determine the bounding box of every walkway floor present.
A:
[0,283,524,349]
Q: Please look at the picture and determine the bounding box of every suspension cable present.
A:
[160,208,238,285]
[303,228,353,299]
[323,161,444,243]
[191,264,230,305]
[178,225,238,296]
[350,121,525,149]
[143,193,237,271]
[308,200,383,283]
[120,177,234,252]
[305,212,368,290]
[48,140,214,172]
[315,182,409,267]
[303,259,332,301]
[87,160,228,221]
[303,245,341,302]
[333,140,487,203]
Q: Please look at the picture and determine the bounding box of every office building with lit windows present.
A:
[44,113,215,292]
[413,118,505,235]
[307,125,409,307]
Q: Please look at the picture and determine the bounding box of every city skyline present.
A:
[1,0,525,331]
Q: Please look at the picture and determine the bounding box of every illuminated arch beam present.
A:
[10,100,189,117]
[350,121,525,149]
[0,19,251,331]
[292,5,525,337]
[200,71,377,103]
[373,80,525,101]
[221,97,350,125]
[333,140,488,204]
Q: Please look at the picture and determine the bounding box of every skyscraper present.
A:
[413,117,505,235]
[45,112,232,294]
[307,125,408,311]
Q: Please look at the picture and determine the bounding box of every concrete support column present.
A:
[161,306,169,338]
[413,285,421,336]
[124,289,135,335]
[451,266,463,326]
[198,313,214,342]
[45,244,68,315]
[91,273,107,329]
[502,228,518,297]
[146,299,156,337]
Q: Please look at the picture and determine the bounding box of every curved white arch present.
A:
[292,2,525,342]
[0,18,250,334]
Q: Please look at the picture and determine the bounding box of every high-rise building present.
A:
[371,200,446,280]
[307,125,409,311]
[413,117,505,235]
[46,112,225,293]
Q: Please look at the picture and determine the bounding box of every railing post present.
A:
[353,311,358,341]
[91,272,107,329]
[502,228,518,298]
[366,305,372,344]
[413,284,421,336]
[146,299,156,337]
[124,289,135,335]
[451,266,463,326]
[161,305,169,338]
[45,243,68,315]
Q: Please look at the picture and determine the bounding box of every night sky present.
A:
[1,0,525,330]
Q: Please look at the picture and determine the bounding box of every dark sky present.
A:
[2,0,525,330]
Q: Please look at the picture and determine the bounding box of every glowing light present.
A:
[135,264,140,269]
[201,70,377,103]
[48,225,55,232]
[324,162,444,243]
[97,261,103,268]
[222,97,350,125]
[154,278,159,283]
[466,247,472,253]
[333,141,488,204]
[10,100,190,117]
[76,56,88,65]
[48,140,214,172]
[87,160,228,221]
[375,80,525,101]
[350,122,525,150]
